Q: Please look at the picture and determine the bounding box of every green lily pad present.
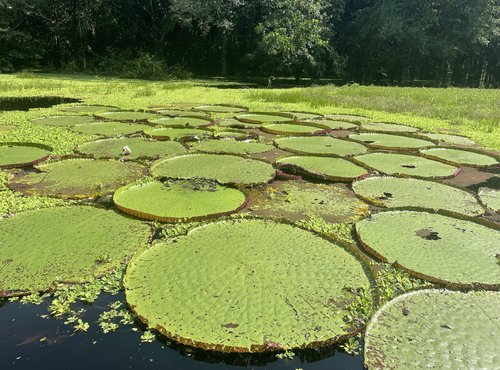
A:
[213,130,255,140]
[235,112,293,124]
[0,206,151,296]
[149,116,213,128]
[285,112,322,120]
[193,139,272,155]
[9,158,146,199]
[277,155,368,181]
[96,111,160,122]
[151,154,275,185]
[194,104,248,113]
[71,122,152,136]
[0,143,52,169]
[349,133,435,150]
[247,181,369,223]
[154,109,209,117]
[217,119,262,129]
[32,115,99,127]
[144,127,213,141]
[59,105,119,113]
[114,180,247,222]
[77,137,187,160]
[360,122,419,133]
[274,136,367,157]
[354,153,458,179]
[304,119,357,130]
[420,148,498,167]
[262,122,328,136]
[355,210,500,288]
[478,187,500,212]
[352,176,485,216]
[420,133,476,146]
[324,114,369,123]
[365,289,500,370]
[125,219,372,352]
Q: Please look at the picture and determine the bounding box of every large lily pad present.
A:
[125,219,372,352]
[144,127,213,141]
[274,136,367,157]
[71,122,152,136]
[479,187,500,212]
[193,139,272,155]
[365,289,500,370]
[349,133,435,150]
[32,115,99,127]
[0,143,52,169]
[114,180,247,222]
[262,122,328,136]
[96,111,160,122]
[355,210,500,288]
[194,104,248,113]
[218,119,262,129]
[304,119,357,130]
[420,148,498,167]
[324,114,369,123]
[9,158,146,199]
[0,206,151,296]
[235,112,293,124]
[60,105,119,113]
[360,122,419,133]
[154,109,209,117]
[151,154,275,185]
[247,181,369,223]
[285,112,322,120]
[352,176,485,216]
[277,155,368,181]
[354,153,458,179]
[77,137,187,160]
[149,116,213,128]
[420,133,476,146]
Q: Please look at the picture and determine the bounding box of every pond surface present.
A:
[0,97,80,111]
[0,293,363,370]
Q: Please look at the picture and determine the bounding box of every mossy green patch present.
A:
[274,136,367,157]
[0,125,18,132]
[420,148,498,167]
[193,139,272,155]
[32,115,99,127]
[0,143,52,168]
[349,133,435,150]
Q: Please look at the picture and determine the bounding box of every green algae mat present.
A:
[364,289,500,370]
[274,136,367,157]
[0,206,151,296]
[420,148,498,167]
[304,119,357,130]
[60,105,119,113]
[193,139,272,155]
[247,181,369,223]
[359,122,419,133]
[151,154,275,185]
[277,155,368,181]
[32,115,99,127]
[96,111,160,122]
[149,116,213,128]
[9,158,146,199]
[77,137,187,160]
[144,127,213,141]
[355,211,500,288]
[0,143,52,169]
[114,180,247,222]
[352,176,485,216]
[354,153,458,178]
[71,121,152,136]
[349,133,435,150]
[419,133,476,146]
[235,112,293,124]
[124,219,372,352]
[194,104,248,113]
[262,122,328,136]
[479,187,500,212]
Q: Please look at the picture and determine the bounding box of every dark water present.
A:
[0,293,363,370]
[0,97,80,111]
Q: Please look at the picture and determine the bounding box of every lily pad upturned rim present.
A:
[419,147,499,167]
[113,179,249,222]
[193,104,249,113]
[235,112,294,125]
[0,142,53,169]
[148,115,215,128]
[261,121,330,136]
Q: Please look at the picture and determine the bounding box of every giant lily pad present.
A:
[60,105,119,113]
[70,121,152,136]
[125,219,372,352]
[114,180,247,222]
[0,143,52,169]
[0,206,151,296]
[235,112,293,124]
[349,133,435,150]
[352,176,485,216]
[285,112,322,120]
[420,133,476,146]
[324,114,369,123]
[277,156,368,181]
[218,119,262,129]
[354,153,458,179]
[151,154,275,185]
[9,158,146,199]
[77,137,187,160]
[360,122,419,133]
[304,119,357,130]
[154,109,209,118]
[193,139,272,155]
[262,122,328,136]
[365,289,500,370]
[194,104,248,113]
[32,115,99,127]
[149,116,213,128]
[247,181,369,223]
[144,127,213,141]
[478,187,500,212]
[274,136,367,157]
[355,210,500,288]
[96,111,160,122]
[420,148,498,167]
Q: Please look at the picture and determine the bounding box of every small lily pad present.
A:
[194,104,248,113]
[349,133,435,150]
[285,112,322,120]
[0,143,52,169]
[154,109,209,117]
[324,114,369,123]
[420,133,476,146]
[420,148,498,167]
[478,187,500,212]
[149,116,213,128]
[71,122,152,136]
[59,105,119,113]
[274,136,367,157]
[32,115,99,127]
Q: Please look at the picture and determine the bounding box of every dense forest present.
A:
[1,0,499,86]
